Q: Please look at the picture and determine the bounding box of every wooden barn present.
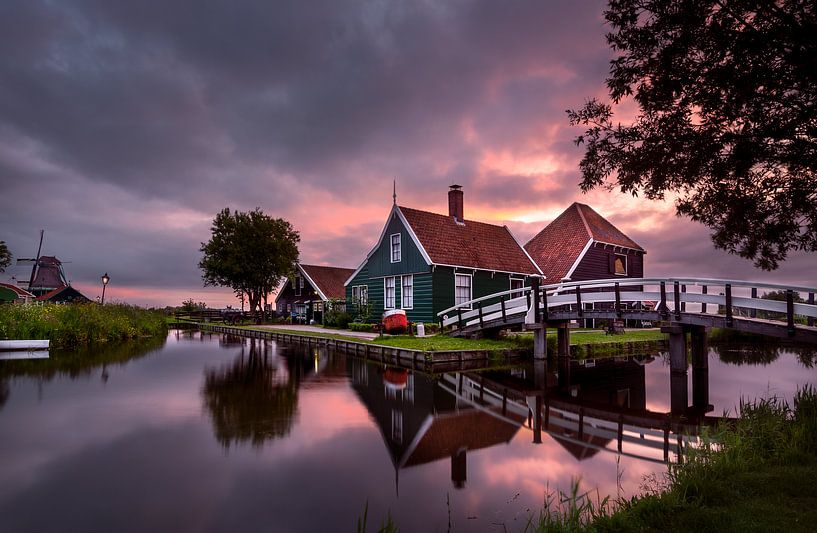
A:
[275,263,355,324]
[524,202,645,283]
[344,185,542,325]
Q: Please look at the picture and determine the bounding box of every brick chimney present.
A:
[448,184,464,223]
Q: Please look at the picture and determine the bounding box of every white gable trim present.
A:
[394,207,433,265]
[563,239,594,281]
[297,264,328,301]
[504,225,545,278]
[343,205,433,287]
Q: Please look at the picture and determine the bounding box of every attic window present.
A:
[390,233,401,263]
[614,254,627,276]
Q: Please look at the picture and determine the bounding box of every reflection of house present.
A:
[350,359,524,489]
[275,263,355,324]
[525,203,645,283]
[0,283,35,304]
[345,185,542,324]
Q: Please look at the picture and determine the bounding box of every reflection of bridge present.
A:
[438,277,817,360]
[350,353,721,492]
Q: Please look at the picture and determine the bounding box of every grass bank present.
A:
[228,325,666,354]
[527,387,817,532]
[0,303,167,348]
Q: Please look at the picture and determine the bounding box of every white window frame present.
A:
[352,284,368,306]
[384,277,396,309]
[614,254,628,276]
[454,272,473,309]
[510,277,524,299]
[390,233,402,263]
[352,285,359,303]
[401,275,414,309]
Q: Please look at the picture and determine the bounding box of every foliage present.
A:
[349,323,376,333]
[324,309,352,329]
[0,303,167,348]
[0,240,10,273]
[180,298,207,312]
[199,208,299,316]
[568,0,817,270]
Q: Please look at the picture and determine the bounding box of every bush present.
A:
[419,323,440,335]
[324,310,352,329]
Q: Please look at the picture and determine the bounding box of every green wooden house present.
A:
[345,185,542,325]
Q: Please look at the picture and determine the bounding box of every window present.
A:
[352,285,368,306]
[295,276,302,296]
[401,275,413,309]
[313,301,322,312]
[455,273,472,308]
[385,277,396,308]
[614,254,627,275]
[390,233,401,263]
[510,278,524,299]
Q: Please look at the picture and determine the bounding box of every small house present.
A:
[524,202,645,283]
[36,285,91,304]
[0,282,35,304]
[345,185,543,324]
[275,263,355,323]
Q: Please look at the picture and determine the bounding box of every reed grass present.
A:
[0,303,167,348]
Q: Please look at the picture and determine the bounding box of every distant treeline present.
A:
[0,303,167,348]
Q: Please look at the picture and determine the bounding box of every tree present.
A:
[568,1,817,270]
[0,241,11,273]
[199,208,299,318]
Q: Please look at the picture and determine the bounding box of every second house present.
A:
[345,185,542,324]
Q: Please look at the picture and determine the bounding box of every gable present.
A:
[365,209,431,278]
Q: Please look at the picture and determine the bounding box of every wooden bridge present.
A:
[438,278,817,356]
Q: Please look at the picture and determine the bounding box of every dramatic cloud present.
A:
[0,0,810,307]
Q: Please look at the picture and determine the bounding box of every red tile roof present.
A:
[398,206,541,275]
[0,282,35,299]
[524,203,643,281]
[300,264,355,300]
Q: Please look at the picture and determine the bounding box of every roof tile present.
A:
[300,264,355,300]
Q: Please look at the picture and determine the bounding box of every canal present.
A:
[0,331,814,532]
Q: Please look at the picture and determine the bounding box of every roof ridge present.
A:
[398,204,508,230]
[574,203,594,240]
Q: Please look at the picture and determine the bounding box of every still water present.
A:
[0,331,814,532]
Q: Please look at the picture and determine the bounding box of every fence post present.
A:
[809,293,815,328]
[660,282,668,317]
[457,308,463,329]
[787,289,795,337]
[701,285,708,314]
[576,286,583,317]
[614,282,622,317]
[673,281,681,320]
[750,287,758,318]
[725,284,733,328]
[542,287,549,322]
[477,301,484,328]
[500,296,507,323]
[681,284,687,312]
[532,277,541,324]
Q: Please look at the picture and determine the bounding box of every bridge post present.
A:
[662,324,688,414]
[673,281,682,320]
[681,284,686,312]
[690,326,709,411]
[787,289,795,337]
[701,285,708,314]
[533,327,547,360]
[809,293,815,328]
[557,323,570,358]
[533,395,543,444]
[659,282,669,317]
[725,284,733,328]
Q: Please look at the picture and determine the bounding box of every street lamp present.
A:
[101,273,110,304]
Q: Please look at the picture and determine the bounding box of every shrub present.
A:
[324,310,352,329]
[349,323,376,333]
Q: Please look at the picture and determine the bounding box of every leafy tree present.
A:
[199,208,299,318]
[568,1,817,270]
[0,241,11,273]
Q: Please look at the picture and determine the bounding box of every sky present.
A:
[0,0,813,308]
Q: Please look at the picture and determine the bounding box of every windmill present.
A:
[16,231,70,297]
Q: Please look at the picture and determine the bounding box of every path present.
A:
[255,324,378,340]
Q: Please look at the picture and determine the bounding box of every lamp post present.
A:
[101,273,110,304]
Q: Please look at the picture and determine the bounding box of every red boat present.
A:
[382,309,408,334]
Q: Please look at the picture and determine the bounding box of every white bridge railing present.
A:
[437,277,817,333]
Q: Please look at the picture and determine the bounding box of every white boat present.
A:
[0,340,50,351]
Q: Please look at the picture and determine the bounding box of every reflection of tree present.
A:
[202,340,301,449]
[0,379,8,411]
[712,342,781,366]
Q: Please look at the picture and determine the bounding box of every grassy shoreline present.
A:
[0,303,167,348]
[527,387,817,532]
